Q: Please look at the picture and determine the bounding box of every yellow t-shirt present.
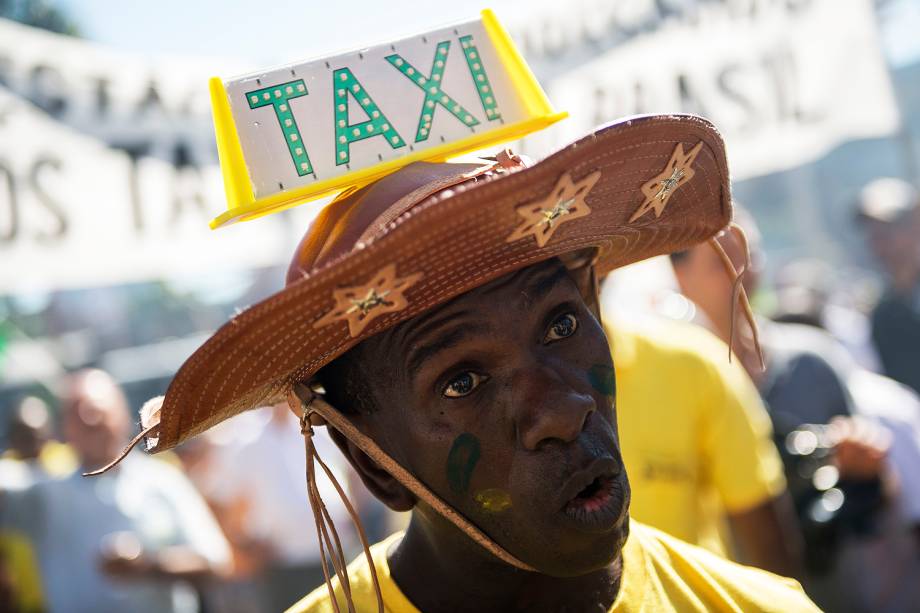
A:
[608,318,786,556]
[287,522,817,612]
[0,532,45,613]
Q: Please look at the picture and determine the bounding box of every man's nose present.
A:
[512,364,596,451]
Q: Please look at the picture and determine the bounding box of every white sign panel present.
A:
[0,88,304,294]
[0,18,235,166]
[541,0,899,180]
[224,16,534,201]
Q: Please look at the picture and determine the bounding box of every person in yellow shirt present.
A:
[105,78,819,608]
[0,533,44,613]
[293,523,814,613]
[609,317,802,576]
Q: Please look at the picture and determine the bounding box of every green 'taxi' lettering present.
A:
[386,41,481,143]
[446,433,481,495]
[458,35,501,122]
[333,68,405,166]
[246,79,314,176]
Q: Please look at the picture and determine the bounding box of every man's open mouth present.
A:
[567,475,615,511]
[559,458,625,531]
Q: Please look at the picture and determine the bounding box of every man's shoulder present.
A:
[290,524,818,613]
[613,319,758,405]
[625,522,818,612]
[612,317,731,369]
[624,318,728,366]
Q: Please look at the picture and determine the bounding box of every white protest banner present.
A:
[539,0,899,180]
[0,17,230,165]
[0,18,259,293]
[211,10,564,227]
[0,87,303,294]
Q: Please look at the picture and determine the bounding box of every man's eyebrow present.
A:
[527,265,572,298]
[489,265,571,308]
[400,308,471,358]
[406,322,491,376]
[401,264,572,375]
[476,263,571,302]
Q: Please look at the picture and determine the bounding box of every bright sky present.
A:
[57,0,518,64]
[58,0,920,67]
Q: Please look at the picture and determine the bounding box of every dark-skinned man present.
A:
[102,114,820,611]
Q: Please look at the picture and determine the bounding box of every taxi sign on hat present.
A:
[208,9,567,228]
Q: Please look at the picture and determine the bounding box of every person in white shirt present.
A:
[205,403,360,612]
[2,369,231,613]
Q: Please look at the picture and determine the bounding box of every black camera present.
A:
[779,424,884,574]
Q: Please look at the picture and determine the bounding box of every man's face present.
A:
[351,259,629,576]
[863,215,920,277]
[675,229,761,329]
[62,372,130,470]
[674,244,733,324]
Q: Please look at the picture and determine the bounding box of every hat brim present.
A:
[151,113,731,452]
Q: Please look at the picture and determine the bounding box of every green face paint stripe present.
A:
[458,35,502,122]
[245,79,314,177]
[446,433,481,495]
[385,40,480,143]
[332,68,406,166]
[588,364,616,397]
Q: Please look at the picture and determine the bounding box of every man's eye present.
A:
[443,372,487,398]
[545,313,578,343]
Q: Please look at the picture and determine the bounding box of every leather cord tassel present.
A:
[290,390,384,613]
[707,222,765,370]
[303,422,343,613]
[82,423,158,477]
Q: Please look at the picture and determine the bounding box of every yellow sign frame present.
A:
[208,9,566,229]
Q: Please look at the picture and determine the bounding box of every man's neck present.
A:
[388,511,623,613]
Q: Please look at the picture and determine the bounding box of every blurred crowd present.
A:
[0,369,390,613]
[1,176,919,613]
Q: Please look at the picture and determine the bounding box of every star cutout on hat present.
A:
[506,170,602,248]
[314,263,423,337]
[629,141,703,223]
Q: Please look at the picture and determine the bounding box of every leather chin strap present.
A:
[287,384,535,613]
[293,390,372,613]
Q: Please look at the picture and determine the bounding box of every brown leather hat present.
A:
[142,113,731,453]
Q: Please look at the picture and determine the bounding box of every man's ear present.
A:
[327,424,417,513]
